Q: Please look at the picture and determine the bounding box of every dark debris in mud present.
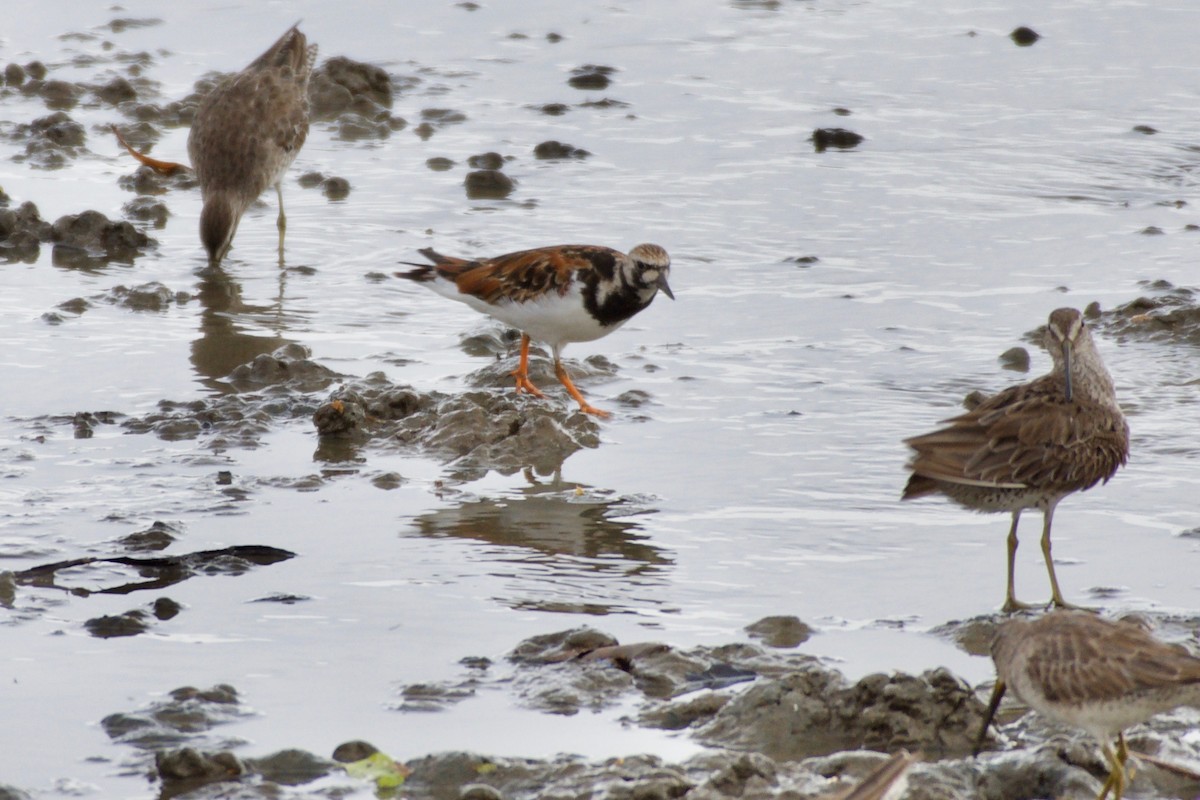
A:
[12,545,295,600]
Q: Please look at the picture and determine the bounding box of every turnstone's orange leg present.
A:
[553,359,609,418]
[510,334,545,398]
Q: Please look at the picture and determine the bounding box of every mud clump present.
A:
[464,170,514,199]
[0,201,52,261]
[745,615,813,648]
[414,107,468,140]
[51,209,154,261]
[1094,284,1200,347]
[85,609,152,638]
[1010,26,1041,46]
[104,282,190,312]
[568,64,616,90]
[533,140,590,160]
[467,151,508,170]
[10,111,86,168]
[226,343,342,394]
[811,127,864,152]
[694,666,985,760]
[315,373,601,476]
[122,195,170,227]
[309,56,396,120]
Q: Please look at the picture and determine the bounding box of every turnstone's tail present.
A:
[396,248,474,282]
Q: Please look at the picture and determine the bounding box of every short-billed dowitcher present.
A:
[396,244,673,417]
[902,308,1128,612]
[977,611,1200,800]
[186,24,316,264]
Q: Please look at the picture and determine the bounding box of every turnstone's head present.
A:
[626,243,674,301]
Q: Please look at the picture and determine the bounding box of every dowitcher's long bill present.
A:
[396,243,673,417]
[187,24,316,265]
[902,308,1128,612]
[978,611,1200,800]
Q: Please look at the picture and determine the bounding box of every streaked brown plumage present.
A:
[396,243,673,417]
[978,611,1200,800]
[187,24,316,264]
[902,308,1128,612]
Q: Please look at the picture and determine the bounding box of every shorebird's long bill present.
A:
[973,679,1006,757]
[1062,340,1073,402]
[657,273,675,300]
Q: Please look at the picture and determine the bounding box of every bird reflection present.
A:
[190,264,293,391]
[407,479,672,613]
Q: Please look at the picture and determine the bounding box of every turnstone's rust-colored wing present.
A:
[407,245,620,305]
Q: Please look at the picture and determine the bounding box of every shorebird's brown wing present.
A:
[904,380,1128,495]
[1022,616,1200,705]
[407,246,620,305]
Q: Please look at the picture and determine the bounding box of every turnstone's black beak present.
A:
[656,272,675,300]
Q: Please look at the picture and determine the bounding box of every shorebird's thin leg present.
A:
[275,183,287,263]
[1097,736,1129,800]
[553,357,608,418]
[510,334,545,398]
[1040,500,1088,610]
[972,679,1006,756]
[1001,511,1035,613]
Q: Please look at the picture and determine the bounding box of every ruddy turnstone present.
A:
[902,308,1128,612]
[977,611,1200,800]
[187,24,316,264]
[396,243,673,417]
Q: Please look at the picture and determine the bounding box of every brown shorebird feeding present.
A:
[186,24,316,264]
[977,611,1200,800]
[902,308,1128,612]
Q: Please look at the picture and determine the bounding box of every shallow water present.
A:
[3,0,1200,795]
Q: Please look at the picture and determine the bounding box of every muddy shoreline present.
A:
[5,4,1200,800]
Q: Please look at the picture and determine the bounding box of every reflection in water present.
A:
[408,479,673,615]
[190,265,291,390]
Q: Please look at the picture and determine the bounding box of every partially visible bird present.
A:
[902,307,1128,612]
[820,750,918,800]
[396,243,673,417]
[186,24,316,264]
[977,611,1200,800]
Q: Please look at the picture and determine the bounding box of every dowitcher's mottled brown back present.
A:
[187,24,316,264]
[902,308,1128,611]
